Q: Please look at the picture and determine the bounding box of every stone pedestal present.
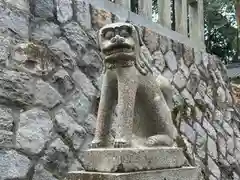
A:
[65,147,200,180]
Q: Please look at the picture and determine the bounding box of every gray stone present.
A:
[0,130,13,146]
[67,167,199,180]
[179,58,190,77]
[78,49,103,79]
[91,6,112,29]
[66,90,92,124]
[193,122,206,147]
[33,0,54,18]
[208,156,221,178]
[73,0,92,29]
[143,28,159,53]
[162,68,173,82]
[198,80,207,97]
[202,52,209,69]
[202,118,216,140]
[72,69,97,98]
[35,79,63,108]
[0,106,14,131]
[56,0,73,23]
[0,36,11,66]
[16,108,53,154]
[159,35,171,54]
[164,50,178,72]
[181,89,195,106]
[180,121,196,143]
[31,21,61,42]
[51,68,75,96]
[83,114,97,136]
[207,136,218,160]
[183,45,194,67]
[69,160,84,172]
[82,148,186,172]
[204,95,214,112]
[0,69,34,106]
[194,50,202,65]
[173,71,187,89]
[0,150,31,179]
[186,66,200,95]
[33,164,58,180]
[194,107,203,123]
[54,108,86,150]
[4,0,29,12]
[152,50,165,72]
[0,4,29,38]
[43,138,74,177]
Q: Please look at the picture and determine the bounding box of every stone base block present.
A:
[66,167,199,180]
[82,147,186,172]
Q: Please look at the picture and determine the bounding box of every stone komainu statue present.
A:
[91,22,178,148]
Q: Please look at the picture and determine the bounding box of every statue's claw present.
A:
[144,135,174,147]
[114,138,131,148]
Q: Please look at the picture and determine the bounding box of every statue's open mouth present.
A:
[103,44,134,56]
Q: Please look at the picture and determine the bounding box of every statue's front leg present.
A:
[91,71,117,148]
[114,67,138,148]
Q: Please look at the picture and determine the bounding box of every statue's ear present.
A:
[96,30,101,52]
[133,25,144,46]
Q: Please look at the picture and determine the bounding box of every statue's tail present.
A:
[156,75,173,110]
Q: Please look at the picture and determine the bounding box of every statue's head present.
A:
[97,22,152,75]
[97,22,141,62]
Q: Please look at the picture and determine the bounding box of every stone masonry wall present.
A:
[0,0,240,180]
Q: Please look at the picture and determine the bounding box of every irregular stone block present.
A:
[4,0,29,12]
[56,0,73,23]
[35,79,63,108]
[72,70,97,98]
[0,106,14,131]
[32,0,54,19]
[159,35,171,54]
[152,50,165,72]
[0,69,34,106]
[33,164,58,180]
[143,28,159,53]
[16,108,53,154]
[82,147,186,172]
[67,167,199,180]
[0,150,31,179]
[54,108,86,150]
[65,91,91,124]
[0,36,11,66]
[0,4,29,38]
[0,130,14,146]
[73,0,92,29]
[164,50,178,72]
[91,7,112,29]
[173,71,187,90]
[183,45,194,67]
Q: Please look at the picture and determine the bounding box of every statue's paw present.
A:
[114,138,131,148]
[89,139,104,148]
[144,135,174,147]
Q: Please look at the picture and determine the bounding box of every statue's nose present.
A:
[111,35,125,44]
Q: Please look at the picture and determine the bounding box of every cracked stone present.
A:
[181,89,195,107]
[0,36,11,66]
[32,0,54,19]
[16,108,53,154]
[33,164,58,180]
[74,0,91,29]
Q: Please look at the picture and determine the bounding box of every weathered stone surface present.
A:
[0,4,29,38]
[72,69,97,98]
[66,90,92,124]
[67,167,199,180]
[164,50,178,72]
[152,50,165,72]
[42,138,74,177]
[187,65,200,95]
[35,80,63,108]
[159,35,171,54]
[179,58,190,77]
[162,68,173,82]
[0,36,11,66]
[173,71,187,89]
[143,28,159,53]
[180,121,196,143]
[32,0,54,18]
[69,160,84,172]
[54,108,86,150]
[78,49,103,79]
[31,21,61,42]
[0,106,14,131]
[207,136,218,159]
[4,0,29,12]
[181,89,195,106]
[33,164,58,180]
[83,148,186,172]
[16,108,53,154]
[0,130,13,146]
[56,0,73,23]
[0,150,31,179]
[0,69,34,106]
[183,45,194,67]
[91,7,112,29]
[73,0,92,29]
[51,68,75,96]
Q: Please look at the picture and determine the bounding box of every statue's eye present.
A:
[119,29,130,37]
[104,31,114,40]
